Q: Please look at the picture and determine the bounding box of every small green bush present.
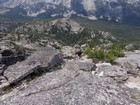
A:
[84,45,125,64]
[93,50,106,60]
[84,48,92,55]
[106,52,117,64]
[108,49,125,57]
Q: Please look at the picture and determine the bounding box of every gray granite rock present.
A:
[1,51,140,105]
[116,52,140,70]
[116,51,140,77]
[96,63,128,82]
[0,61,139,105]
[76,59,96,72]
[4,47,63,84]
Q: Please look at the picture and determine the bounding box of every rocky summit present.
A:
[0,0,140,104]
[0,46,140,105]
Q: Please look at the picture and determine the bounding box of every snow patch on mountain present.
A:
[27,9,46,17]
[81,0,96,11]
[88,16,98,20]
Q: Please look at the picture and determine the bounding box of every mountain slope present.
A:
[3,18,115,49]
[0,0,140,24]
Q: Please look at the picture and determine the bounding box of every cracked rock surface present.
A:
[0,48,140,105]
[4,47,63,84]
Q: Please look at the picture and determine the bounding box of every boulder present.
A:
[116,52,140,76]
[4,47,63,85]
[76,59,96,72]
[95,63,128,82]
[116,52,140,70]
[125,77,140,90]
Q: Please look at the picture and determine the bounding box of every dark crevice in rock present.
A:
[10,63,63,87]
[0,49,28,76]
[0,49,27,65]
[0,63,64,96]
[0,48,64,95]
[5,54,64,91]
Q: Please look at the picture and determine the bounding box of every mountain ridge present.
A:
[0,0,140,24]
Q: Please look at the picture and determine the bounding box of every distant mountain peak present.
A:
[0,0,140,24]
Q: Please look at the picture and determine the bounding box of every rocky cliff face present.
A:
[0,0,140,24]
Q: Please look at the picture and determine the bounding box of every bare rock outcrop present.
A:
[95,63,129,82]
[116,51,140,96]
[0,48,140,105]
[3,47,63,85]
[0,60,139,105]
